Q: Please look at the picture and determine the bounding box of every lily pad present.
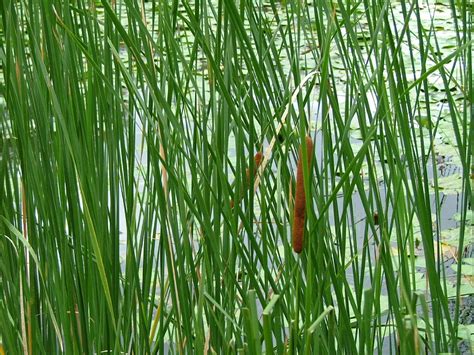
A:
[452,210,474,226]
[457,324,474,344]
[450,259,474,277]
[432,174,464,195]
[441,226,474,247]
[445,281,474,298]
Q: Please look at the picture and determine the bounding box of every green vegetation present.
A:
[0,0,472,353]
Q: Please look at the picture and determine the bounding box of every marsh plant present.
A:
[0,0,472,353]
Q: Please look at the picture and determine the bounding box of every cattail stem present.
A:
[231,152,263,208]
[293,136,313,253]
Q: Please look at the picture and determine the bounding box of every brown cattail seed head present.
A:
[292,136,313,253]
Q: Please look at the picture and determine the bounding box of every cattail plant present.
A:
[246,151,263,185]
[231,151,263,208]
[373,212,379,225]
[293,136,313,253]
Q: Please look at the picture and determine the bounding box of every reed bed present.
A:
[0,0,472,353]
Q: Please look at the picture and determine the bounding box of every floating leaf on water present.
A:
[432,174,464,194]
[456,324,474,344]
[433,240,459,259]
[445,281,474,298]
[414,257,427,269]
[441,225,474,247]
[459,258,474,266]
[451,210,474,226]
[417,116,431,128]
[450,260,474,277]
[414,271,428,292]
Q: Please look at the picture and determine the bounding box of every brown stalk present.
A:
[230,151,263,208]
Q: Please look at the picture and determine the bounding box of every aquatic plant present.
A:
[231,151,263,208]
[293,136,313,254]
